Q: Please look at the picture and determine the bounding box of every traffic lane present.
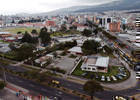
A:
[5,73,80,100]
[53,77,86,94]
[0,64,28,72]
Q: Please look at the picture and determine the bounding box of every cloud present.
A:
[0,0,119,15]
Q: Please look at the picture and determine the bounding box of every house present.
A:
[68,46,82,55]
[77,26,89,32]
[81,56,109,73]
[35,54,53,66]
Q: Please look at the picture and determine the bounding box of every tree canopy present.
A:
[0,81,6,90]
[31,29,38,34]
[21,31,33,43]
[39,27,51,46]
[82,29,92,37]
[21,31,38,44]
[15,43,36,61]
[82,40,101,55]
[83,80,103,100]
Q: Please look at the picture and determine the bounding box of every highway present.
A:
[1,63,140,100]
[4,72,81,100]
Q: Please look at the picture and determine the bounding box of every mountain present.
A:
[42,0,140,15]
[75,0,140,13]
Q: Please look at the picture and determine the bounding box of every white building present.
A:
[81,56,109,73]
[68,46,82,55]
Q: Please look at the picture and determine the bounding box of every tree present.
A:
[39,27,51,46]
[17,31,22,34]
[15,43,36,61]
[9,43,16,51]
[0,81,6,90]
[93,29,98,35]
[82,29,92,37]
[122,24,126,31]
[21,31,33,43]
[83,80,103,100]
[60,24,67,32]
[70,25,77,30]
[82,40,101,55]
[31,29,38,35]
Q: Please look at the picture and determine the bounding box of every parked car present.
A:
[116,74,123,80]
[112,96,127,100]
[101,76,105,81]
[136,72,140,75]
[107,76,111,82]
[95,74,99,79]
[111,76,117,81]
[136,74,140,79]
[120,73,127,77]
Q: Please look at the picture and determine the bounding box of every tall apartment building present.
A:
[99,17,112,30]
[109,21,121,32]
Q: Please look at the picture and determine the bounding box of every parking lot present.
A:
[54,56,76,74]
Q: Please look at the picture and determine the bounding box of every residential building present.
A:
[109,21,121,32]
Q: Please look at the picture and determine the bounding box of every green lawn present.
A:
[72,60,84,76]
[1,27,40,34]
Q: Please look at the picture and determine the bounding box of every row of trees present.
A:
[21,27,51,46]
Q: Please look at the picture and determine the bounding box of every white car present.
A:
[101,76,105,81]
[136,75,140,79]
[136,72,140,75]
[107,76,111,82]
[111,76,117,81]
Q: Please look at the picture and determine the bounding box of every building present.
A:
[81,56,109,73]
[68,46,83,55]
[77,26,89,32]
[109,21,121,32]
[45,20,56,27]
[99,17,112,30]
[35,54,53,66]
[135,17,140,32]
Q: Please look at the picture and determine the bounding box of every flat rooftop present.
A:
[86,58,97,64]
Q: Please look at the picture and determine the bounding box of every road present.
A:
[0,61,140,100]
[4,72,81,100]
[4,71,140,100]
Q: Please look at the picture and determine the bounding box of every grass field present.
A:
[1,27,40,34]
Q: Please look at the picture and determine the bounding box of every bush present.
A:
[50,67,66,74]
[69,54,77,58]
[0,81,6,90]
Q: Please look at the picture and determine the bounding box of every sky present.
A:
[0,0,118,15]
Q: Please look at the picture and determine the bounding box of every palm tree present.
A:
[83,80,103,100]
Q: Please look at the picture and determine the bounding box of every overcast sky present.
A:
[0,0,118,15]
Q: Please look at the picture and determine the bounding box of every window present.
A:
[92,68,96,70]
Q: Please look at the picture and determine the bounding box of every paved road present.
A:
[0,64,28,72]
[4,73,80,100]
[1,63,140,100]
